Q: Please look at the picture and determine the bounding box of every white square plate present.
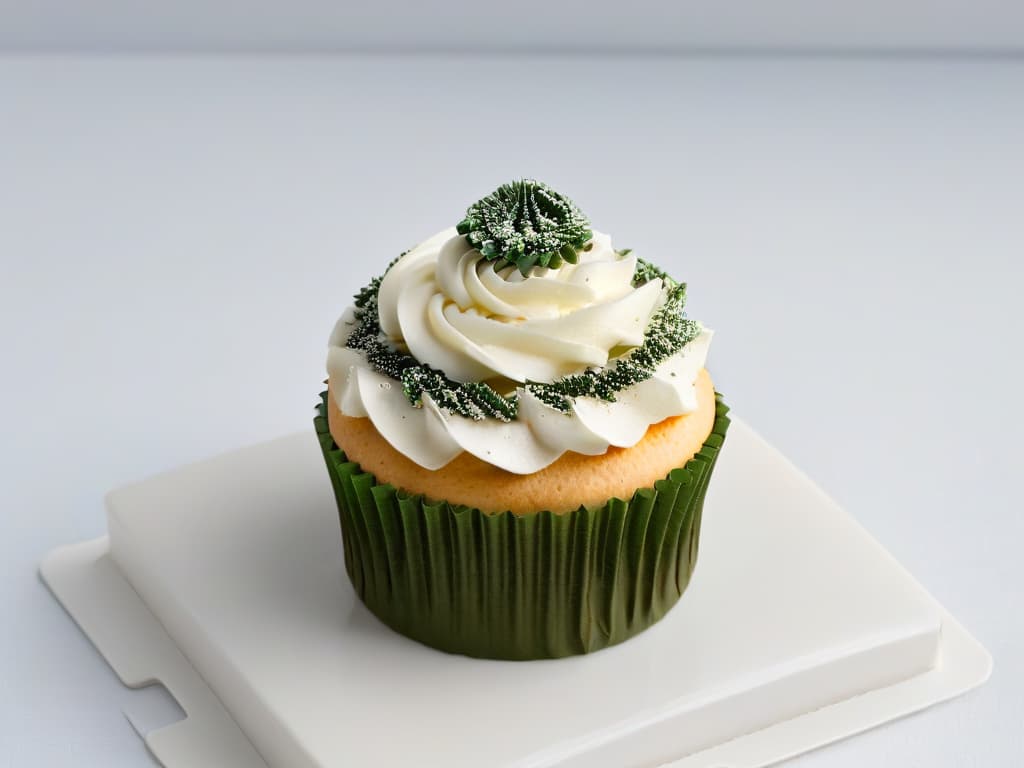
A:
[42,418,991,767]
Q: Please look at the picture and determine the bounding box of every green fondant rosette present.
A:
[314,393,730,660]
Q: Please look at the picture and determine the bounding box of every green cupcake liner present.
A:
[314,393,730,660]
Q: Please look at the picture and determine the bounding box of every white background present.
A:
[1,4,1022,767]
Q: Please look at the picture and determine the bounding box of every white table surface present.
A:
[0,53,1020,767]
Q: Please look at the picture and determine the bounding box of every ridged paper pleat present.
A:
[315,394,730,660]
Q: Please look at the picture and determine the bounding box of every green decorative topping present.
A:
[456,180,593,276]
[631,253,676,286]
[342,254,702,421]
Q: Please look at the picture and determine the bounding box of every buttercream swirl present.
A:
[327,228,712,474]
[377,228,664,384]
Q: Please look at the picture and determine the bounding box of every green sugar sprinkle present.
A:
[342,253,701,422]
[456,180,593,277]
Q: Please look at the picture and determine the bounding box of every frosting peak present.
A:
[377,229,663,384]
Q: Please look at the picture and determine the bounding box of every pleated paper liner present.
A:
[314,393,731,661]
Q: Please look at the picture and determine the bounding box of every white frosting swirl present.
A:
[377,228,664,383]
[327,229,712,474]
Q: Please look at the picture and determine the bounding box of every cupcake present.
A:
[315,180,729,660]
